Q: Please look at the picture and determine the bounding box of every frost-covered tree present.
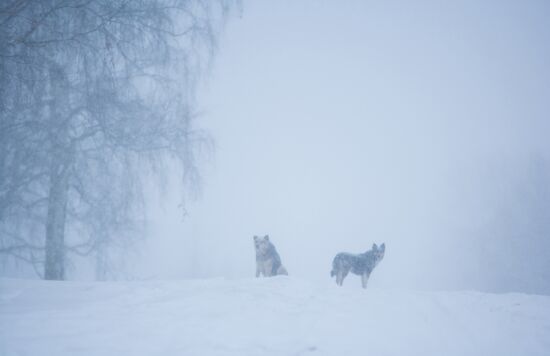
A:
[0,0,236,280]
[480,156,550,294]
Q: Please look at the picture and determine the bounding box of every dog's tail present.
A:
[277,266,288,276]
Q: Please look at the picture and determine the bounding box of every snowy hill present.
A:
[1,277,549,356]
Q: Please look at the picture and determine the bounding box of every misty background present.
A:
[3,0,550,294]
[136,0,550,293]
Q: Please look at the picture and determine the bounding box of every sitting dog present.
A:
[331,243,385,288]
[254,235,288,277]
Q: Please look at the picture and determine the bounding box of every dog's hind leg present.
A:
[337,270,349,286]
[336,271,343,286]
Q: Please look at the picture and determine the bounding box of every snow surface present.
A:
[1,277,550,356]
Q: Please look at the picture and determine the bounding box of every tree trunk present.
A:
[44,63,71,280]
[95,236,108,281]
[44,156,70,280]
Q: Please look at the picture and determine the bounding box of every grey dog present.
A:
[331,243,385,288]
[254,235,288,277]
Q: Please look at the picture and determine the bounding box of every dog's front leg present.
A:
[361,272,370,288]
[256,264,261,278]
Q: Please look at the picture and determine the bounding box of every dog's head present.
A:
[372,243,386,263]
[253,235,271,255]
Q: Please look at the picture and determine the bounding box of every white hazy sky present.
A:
[135,0,550,292]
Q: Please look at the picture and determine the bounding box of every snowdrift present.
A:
[1,277,549,356]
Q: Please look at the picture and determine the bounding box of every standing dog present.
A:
[331,243,385,288]
[254,235,288,277]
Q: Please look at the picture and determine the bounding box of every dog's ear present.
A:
[253,235,258,241]
[264,235,269,241]
[380,243,386,251]
[372,243,378,250]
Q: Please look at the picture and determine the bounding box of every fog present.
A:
[115,0,548,294]
[4,0,547,294]
[3,2,550,355]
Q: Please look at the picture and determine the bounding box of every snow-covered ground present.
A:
[1,277,549,356]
